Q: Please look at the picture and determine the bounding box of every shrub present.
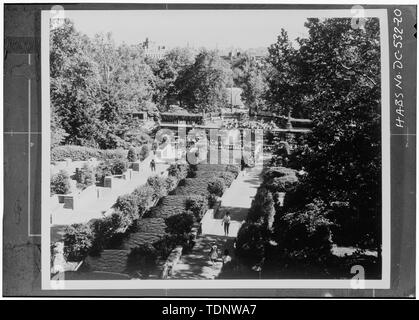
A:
[147,175,169,199]
[110,158,128,175]
[139,144,150,161]
[127,147,138,162]
[220,171,235,187]
[127,244,159,278]
[263,167,297,181]
[208,194,219,208]
[263,174,299,193]
[51,170,71,195]
[114,194,139,220]
[165,212,195,235]
[132,185,156,216]
[95,159,128,185]
[247,188,275,225]
[273,199,334,268]
[153,234,178,259]
[226,164,240,177]
[235,221,267,266]
[185,195,208,220]
[74,164,95,190]
[51,145,98,161]
[107,210,133,234]
[196,164,227,172]
[63,223,94,261]
[282,182,312,212]
[165,176,178,192]
[100,149,126,160]
[207,177,226,197]
[95,162,113,186]
[89,212,130,253]
[168,163,189,180]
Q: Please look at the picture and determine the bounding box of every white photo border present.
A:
[41,8,391,290]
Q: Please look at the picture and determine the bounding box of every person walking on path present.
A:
[150,159,156,172]
[241,157,247,176]
[222,211,231,236]
[208,243,219,266]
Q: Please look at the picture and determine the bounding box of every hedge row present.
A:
[52,145,127,162]
[52,145,151,162]
[195,164,240,176]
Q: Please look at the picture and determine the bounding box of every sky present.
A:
[63,10,313,50]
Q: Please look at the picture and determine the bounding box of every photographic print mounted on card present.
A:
[38,4,404,292]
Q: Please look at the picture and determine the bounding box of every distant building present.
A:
[141,37,167,59]
[226,87,245,108]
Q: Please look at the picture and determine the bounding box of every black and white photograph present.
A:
[41,7,392,290]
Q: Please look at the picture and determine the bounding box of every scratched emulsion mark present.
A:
[14,198,22,225]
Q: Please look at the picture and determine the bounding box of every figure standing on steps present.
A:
[222,211,231,236]
[209,243,219,266]
[150,159,156,172]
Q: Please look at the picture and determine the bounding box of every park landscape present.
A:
[49,15,382,282]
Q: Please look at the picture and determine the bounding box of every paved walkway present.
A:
[51,155,169,227]
[203,165,264,237]
[171,165,264,279]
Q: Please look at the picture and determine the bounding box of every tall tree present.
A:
[265,29,306,117]
[50,19,100,146]
[239,55,268,115]
[278,18,382,249]
[151,47,194,110]
[175,50,233,113]
[90,34,155,148]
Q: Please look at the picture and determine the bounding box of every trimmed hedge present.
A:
[149,195,189,219]
[114,194,140,221]
[51,145,127,162]
[226,164,240,177]
[63,223,94,262]
[263,175,299,193]
[172,178,212,197]
[165,176,178,192]
[165,212,195,235]
[272,200,334,268]
[127,147,138,162]
[147,175,169,200]
[73,164,95,190]
[235,221,266,265]
[185,195,208,221]
[263,167,297,181]
[207,177,226,197]
[220,171,236,187]
[51,170,71,195]
[132,185,156,217]
[95,159,128,185]
[138,144,150,161]
[168,163,189,181]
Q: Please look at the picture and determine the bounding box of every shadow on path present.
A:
[170,235,235,280]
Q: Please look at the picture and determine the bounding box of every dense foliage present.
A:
[175,50,233,113]
[127,147,138,162]
[73,164,95,190]
[51,170,71,195]
[236,18,381,278]
[266,18,381,248]
[51,145,126,162]
[63,223,94,261]
[51,20,235,149]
